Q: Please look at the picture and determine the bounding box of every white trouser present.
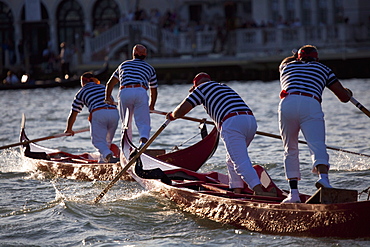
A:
[220,115,260,189]
[90,109,119,162]
[118,87,151,142]
[278,95,329,180]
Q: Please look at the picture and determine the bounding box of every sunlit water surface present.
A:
[1,78,370,246]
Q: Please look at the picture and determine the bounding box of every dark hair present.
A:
[133,54,146,60]
[82,72,94,79]
[280,49,299,67]
[280,55,296,66]
[80,72,99,85]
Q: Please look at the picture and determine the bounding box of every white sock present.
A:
[290,189,299,195]
[319,174,329,180]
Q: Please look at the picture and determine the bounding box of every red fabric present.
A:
[110,143,120,157]
[120,84,147,90]
[280,90,289,99]
[193,73,211,86]
[220,111,253,127]
[298,50,318,60]
[280,90,321,103]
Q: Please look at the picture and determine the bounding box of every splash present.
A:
[0,148,24,173]
[24,169,49,180]
[109,189,151,203]
[0,147,45,174]
[50,178,148,204]
[330,152,370,171]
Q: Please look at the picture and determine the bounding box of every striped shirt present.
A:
[279,61,338,99]
[72,83,117,113]
[185,81,252,125]
[112,58,157,89]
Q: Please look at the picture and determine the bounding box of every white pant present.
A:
[220,115,260,189]
[90,109,119,161]
[278,95,329,180]
[118,87,151,142]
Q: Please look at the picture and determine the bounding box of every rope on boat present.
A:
[170,120,207,151]
[171,132,201,151]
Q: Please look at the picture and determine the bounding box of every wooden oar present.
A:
[350,97,370,118]
[0,127,90,150]
[150,109,370,158]
[151,109,214,125]
[92,119,171,204]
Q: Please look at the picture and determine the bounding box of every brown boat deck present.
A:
[171,179,284,203]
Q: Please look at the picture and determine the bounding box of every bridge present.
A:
[87,21,369,62]
[82,21,370,82]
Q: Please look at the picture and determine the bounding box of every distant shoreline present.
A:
[75,50,370,83]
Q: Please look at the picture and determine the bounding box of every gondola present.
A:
[0,62,108,90]
[19,118,219,181]
[122,124,370,238]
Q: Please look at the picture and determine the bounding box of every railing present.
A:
[161,29,179,54]
[90,24,124,52]
[89,22,369,60]
[90,21,159,53]
[235,25,363,57]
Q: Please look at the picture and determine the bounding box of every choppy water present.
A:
[1,78,370,246]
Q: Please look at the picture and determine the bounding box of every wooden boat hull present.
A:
[122,129,370,238]
[20,120,218,181]
[0,63,108,90]
[21,136,131,181]
[131,177,370,238]
[25,155,131,181]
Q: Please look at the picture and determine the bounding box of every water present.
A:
[1,78,370,246]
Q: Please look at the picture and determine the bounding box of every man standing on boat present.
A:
[166,72,272,196]
[64,72,119,163]
[278,45,352,203]
[104,44,158,148]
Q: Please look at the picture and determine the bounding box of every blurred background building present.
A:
[1,0,369,82]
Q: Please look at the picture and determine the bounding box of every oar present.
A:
[252,131,370,158]
[350,97,370,118]
[92,119,171,204]
[151,109,214,125]
[150,109,370,158]
[0,127,90,150]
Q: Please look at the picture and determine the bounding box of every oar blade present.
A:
[21,113,26,129]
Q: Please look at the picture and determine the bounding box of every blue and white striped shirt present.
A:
[112,58,157,89]
[185,81,252,125]
[279,61,338,98]
[72,83,117,113]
